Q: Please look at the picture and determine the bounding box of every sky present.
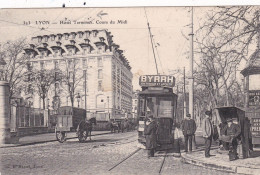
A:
[0,7,251,90]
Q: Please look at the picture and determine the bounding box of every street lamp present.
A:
[76,93,81,108]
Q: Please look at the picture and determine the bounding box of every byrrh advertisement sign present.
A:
[249,90,260,106]
[139,75,175,87]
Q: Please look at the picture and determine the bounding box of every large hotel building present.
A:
[24,29,133,121]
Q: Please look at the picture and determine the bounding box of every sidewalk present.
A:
[181,147,260,175]
[0,131,111,148]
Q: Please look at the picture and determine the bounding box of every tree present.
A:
[60,59,83,107]
[0,38,29,99]
[194,6,259,108]
[30,69,56,109]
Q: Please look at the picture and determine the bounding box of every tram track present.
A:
[108,148,141,171]
[158,151,168,174]
[108,148,171,174]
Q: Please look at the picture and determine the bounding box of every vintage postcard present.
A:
[0,6,260,175]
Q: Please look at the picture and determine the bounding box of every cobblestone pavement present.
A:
[0,131,234,175]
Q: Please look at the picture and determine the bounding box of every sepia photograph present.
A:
[0,5,260,175]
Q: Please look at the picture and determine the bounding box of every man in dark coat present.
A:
[144,115,157,157]
[181,113,197,153]
[222,118,241,160]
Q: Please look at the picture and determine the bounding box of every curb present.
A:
[181,152,260,175]
[0,132,112,148]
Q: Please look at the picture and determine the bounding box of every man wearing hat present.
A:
[202,110,213,157]
[181,113,197,153]
[144,115,157,157]
[222,118,241,160]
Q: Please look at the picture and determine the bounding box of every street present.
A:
[0,131,233,175]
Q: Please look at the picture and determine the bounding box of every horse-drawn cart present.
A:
[55,106,86,143]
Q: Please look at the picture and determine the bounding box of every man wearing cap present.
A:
[144,115,157,157]
[202,111,213,157]
[181,114,197,153]
[222,118,241,160]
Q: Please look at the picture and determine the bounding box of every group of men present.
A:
[144,111,242,160]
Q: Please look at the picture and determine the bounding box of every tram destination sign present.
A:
[249,90,260,106]
[139,75,175,87]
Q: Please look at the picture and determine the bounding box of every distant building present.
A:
[24,29,133,121]
[132,90,140,118]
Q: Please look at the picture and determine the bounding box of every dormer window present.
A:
[57,34,62,40]
[51,35,55,41]
[92,30,98,37]
[70,40,76,45]
[56,41,61,46]
[64,33,69,40]
[99,37,105,42]
[78,32,83,38]
[38,36,42,43]
[85,31,90,38]
[71,32,76,39]
[44,36,48,42]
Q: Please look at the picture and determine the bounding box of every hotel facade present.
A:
[24,29,133,121]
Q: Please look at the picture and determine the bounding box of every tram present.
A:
[137,75,178,150]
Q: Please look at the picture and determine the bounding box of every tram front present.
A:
[137,75,177,150]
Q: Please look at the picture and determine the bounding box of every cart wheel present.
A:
[56,131,66,143]
[78,130,88,142]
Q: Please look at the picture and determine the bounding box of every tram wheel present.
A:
[78,130,88,142]
[56,131,66,143]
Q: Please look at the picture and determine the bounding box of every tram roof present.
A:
[138,89,177,96]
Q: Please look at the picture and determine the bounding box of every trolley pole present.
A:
[183,67,186,119]
[189,7,197,150]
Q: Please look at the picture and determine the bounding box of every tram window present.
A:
[158,98,173,118]
[139,97,145,116]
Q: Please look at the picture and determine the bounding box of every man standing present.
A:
[202,111,213,158]
[181,114,196,153]
[144,115,157,157]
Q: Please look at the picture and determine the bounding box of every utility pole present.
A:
[189,7,194,120]
[84,70,87,114]
[189,7,196,150]
[183,67,186,119]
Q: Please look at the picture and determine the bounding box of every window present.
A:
[54,50,58,57]
[44,37,48,42]
[54,61,59,69]
[58,35,62,40]
[38,37,42,43]
[97,57,103,67]
[51,36,55,41]
[98,69,103,79]
[98,81,103,91]
[82,59,86,67]
[65,34,69,40]
[68,60,73,69]
[68,49,73,56]
[40,62,44,70]
[83,49,87,55]
[79,33,83,38]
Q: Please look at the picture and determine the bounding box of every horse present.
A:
[121,119,129,133]
[77,117,97,142]
[110,120,121,133]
